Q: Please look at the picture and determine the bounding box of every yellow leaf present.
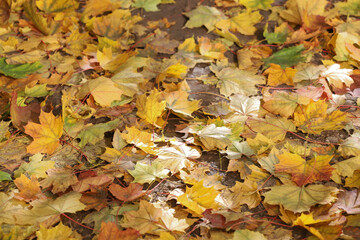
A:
[264,63,297,86]
[78,76,124,107]
[239,0,274,10]
[216,11,262,35]
[121,126,156,154]
[24,110,63,155]
[36,222,78,240]
[14,174,45,202]
[293,100,348,135]
[246,133,274,155]
[166,63,188,78]
[263,91,310,118]
[36,0,78,13]
[177,181,220,215]
[164,90,200,117]
[136,89,166,127]
[293,213,329,240]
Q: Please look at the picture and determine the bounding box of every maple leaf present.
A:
[262,91,310,118]
[163,90,200,117]
[133,0,161,12]
[263,22,289,44]
[129,162,170,184]
[16,192,86,224]
[36,0,78,13]
[184,6,226,32]
[293,100,348,135]
[153,143,200,173]
[72,174,113,192]
[192,123,232,150]
[14,174,46,202]
[334,189,360,214]
[177,180,220,215]
[14,153,54,178]
[338,132,360,157]
[136,89,166,127]
[108,183,145,202]
[247,116,295,142]
[99,222,140,240]
[121,200,162,234]
[121,126,156,154]
[275,151,334,186]
[215,10,262,35]
[76,119,120,148]
[36,222,79,240]
[40,168,78,194]
[263,184,339,212]
[292,213,330,240]
[198,37,227,60]
[264,63,297,86]
[210,66,265,97]
[320,64,353,88]
[217,180,260,210]
[24,110,63,155]
[229,94,260,117]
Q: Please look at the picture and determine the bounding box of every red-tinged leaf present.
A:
[202,209,226,229]
[99,222,140,240]
[81,186,108,211]
[10,91,40,131]
[108,183,145,202]
[72,175,113,192]
[275,151,334,186]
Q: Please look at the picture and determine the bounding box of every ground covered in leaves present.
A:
[1,0,360,239]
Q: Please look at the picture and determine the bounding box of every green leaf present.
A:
[0,58,43,79]
[263,184,339,212]
[263,23,288,44]
[0,171,11,181]
[77,119,120,148]
[24,84,49,97]
[133,0,161,12]
[264,45,306,68]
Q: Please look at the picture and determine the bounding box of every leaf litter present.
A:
[0,0,360,239]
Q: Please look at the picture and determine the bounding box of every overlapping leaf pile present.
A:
[0,0,360,239]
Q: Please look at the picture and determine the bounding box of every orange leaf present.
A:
[99,222,140,240]
[264,63,296,86]
[275,151,334,186]
[14,174,45,202]
[24,110,63,155]
[108,183,145,201]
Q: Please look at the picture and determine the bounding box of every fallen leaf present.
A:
[129,162,170,184]
[275,151,334,186]
[24,110,63,155]
[121,200,162,234]
[263,184,339,212]
[108,183,145,202]
[36,222,79,240]
[264,63,297,86]
[177,180,220,215]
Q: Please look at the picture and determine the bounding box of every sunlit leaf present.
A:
[263,184,339,212]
